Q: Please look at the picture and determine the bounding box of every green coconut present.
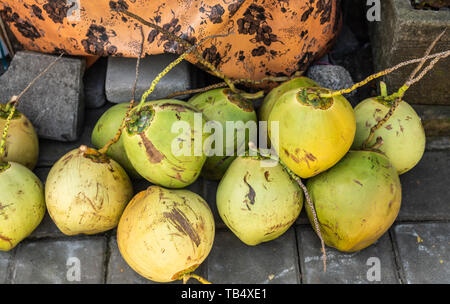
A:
[217,156,303,246]
[352,97,426,174]
[306,150,402,252]
[0,161,45,251]
[123,100,209,188]
[91,103,141,179]
[45,146,133,236]
[0,104,39,170]
[259,77,319,122]
[188,88,257,180]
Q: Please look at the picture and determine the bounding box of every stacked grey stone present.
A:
[0,51,85,142]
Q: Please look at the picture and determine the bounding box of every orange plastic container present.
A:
[0,0,341,81]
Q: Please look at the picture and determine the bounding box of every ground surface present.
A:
[0,102,448,284]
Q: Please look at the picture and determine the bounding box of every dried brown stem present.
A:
[98,27,146,155]
[291,174,327,272]
[363,97,402,148]
[406,29,446,85]
[132,26,145,103]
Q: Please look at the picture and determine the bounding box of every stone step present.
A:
[413,105,450,137]
[0,51,85,142]
[393,223,450,284]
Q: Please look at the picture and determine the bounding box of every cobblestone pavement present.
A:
[1,102,449,284]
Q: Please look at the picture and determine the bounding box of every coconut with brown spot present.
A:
[216,156,303,246]
[123,100,210,188]
[117,185,215,283]
[45,145,133,235]
[268,86,356,178]
[0,104,39,170]
[0,161,45,251]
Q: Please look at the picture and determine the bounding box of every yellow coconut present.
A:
[0,161,45,251]
[0,105,39,170]
[268,88,356,178]
[45,146,133,235]
[117,186,215,283]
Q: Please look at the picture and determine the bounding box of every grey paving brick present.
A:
[11,237,106,284]
[413,105,450,137]
[0,51,85,141]
[297,226,399,284]
[398,152,450,221]
[207,228,300,284]
[0,250,13,283]
[106,55,193,103]
[393,223,450,284]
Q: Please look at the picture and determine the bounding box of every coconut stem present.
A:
[98,27,145,156]
[181,273,212,284]
[137,49,192,111]
[116,9,238,92]
[363,31,449,148]
[0,104,15,159]
[363,96,401,149]
[247,142,327,272]
[284,165,327,273]
[136,31,243,110]
[317,49,450,99]
[379,81,388,98]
